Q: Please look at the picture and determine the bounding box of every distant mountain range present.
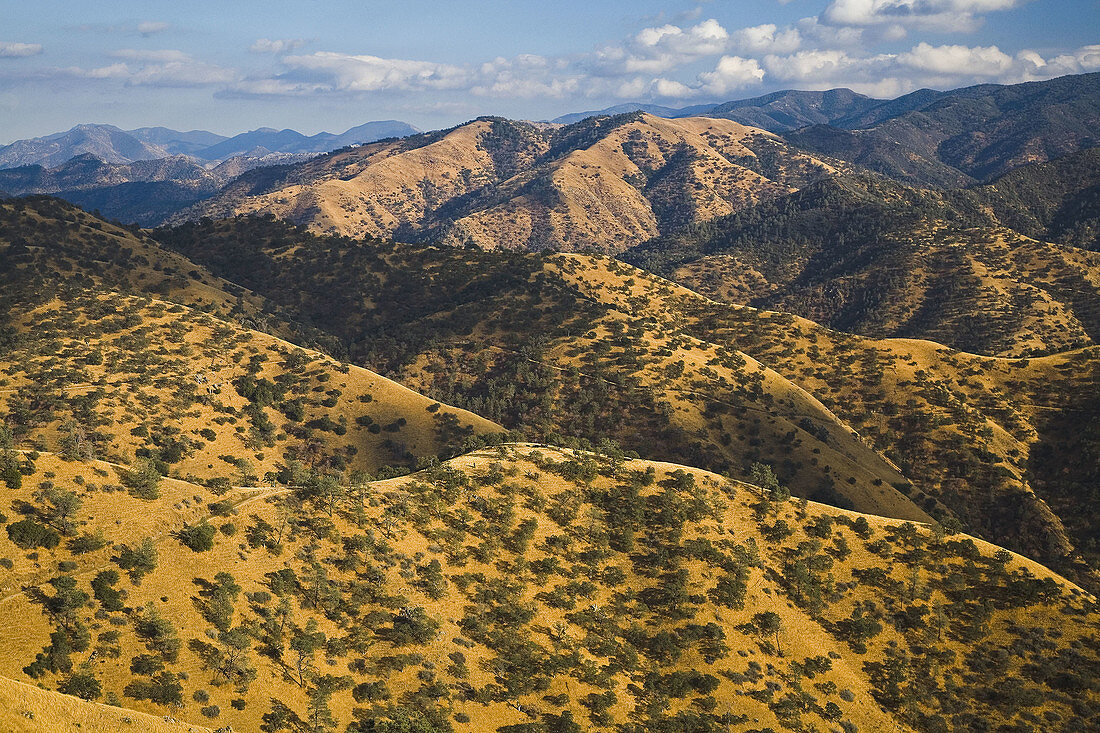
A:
[0,120,420,168]
[551,88,877,131]
[173,113,840,251]
[555,73,1100,185]
[1,72,1096,232]
[0,151,320,225]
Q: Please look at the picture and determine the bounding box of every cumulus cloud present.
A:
[730,24,802,55]
[472,55,579,98]
[699,56,766,95]
[823,0,1024,33]
[652,78,700,98]
[594,18,731,75]
[250,38,307,54]
[0,42,43,58]
[897,42,1014,76]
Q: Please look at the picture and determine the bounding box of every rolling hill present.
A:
[0,444,1096,732]
[0,185,1096,731]
[973,147,1100,251]
[0,197,505,484]
[623,173,1100,358]
[152,212,1100,588]
[784,72,1100,186]
[173,113,840,252]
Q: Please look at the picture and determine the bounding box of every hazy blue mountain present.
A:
[551,103,705,125]
[0,124,168,168]
[188,120,419,160]
[0,153,218,194]
[0,151,315,226]
[0,120,420,168]
[549,90,882,131]
[126,127,229,156]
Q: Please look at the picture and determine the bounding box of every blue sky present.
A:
[1,0,1098,141]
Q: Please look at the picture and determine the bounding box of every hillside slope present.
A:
[0,445,1096,732]
[624,174,1100,358]
[0,674,211,733]
[154,215,1100,584]
[784,72,1100,186]
[974,147,1100,251]
[0,197,505,483]
[175,113,839,253]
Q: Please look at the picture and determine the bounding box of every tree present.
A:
[113,538,158,583]
[0,423,21,490]
[33,483,82,535]
[306,674,352,733]
[189,626,257,693]
[58,671,101,700]
[59,420,96,461]
[91,570,124,612]
[290,619,326,686]
[178,521,216,552]
[133,604,180,662]
[23,576,91,678]
[6,518,60,549]
[123,459,162,500]
[750,462,790,513]
[124,671,183,706]
[752,611,783,656]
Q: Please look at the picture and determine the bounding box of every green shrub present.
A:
[6,518,60,549]
[178,522,216,552]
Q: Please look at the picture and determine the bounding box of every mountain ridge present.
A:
[0,120,420,169]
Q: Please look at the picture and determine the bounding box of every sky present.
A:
[1,0,1098,142]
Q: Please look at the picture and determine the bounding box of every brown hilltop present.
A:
[177,113,838,252]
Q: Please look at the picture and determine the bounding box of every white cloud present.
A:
[764,49,872,83]
[795,16,865,47]
[897,42,1014,76]
[699,56,767,95]
[471,55,579,98]
[136,21,170,37]
[652,78,700,98]
[0,42,43,58]
[822,0,1024,33]
[730,24,802,55]
[636,18,730,56]
[594,18,731,75]
[264,52,473,94]
[250,38,307,54]
[62,51,236,87]
[1041,45,1100,75]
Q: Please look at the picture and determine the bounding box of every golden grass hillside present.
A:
[0,674,211,733]
[1,445,1096,732]
[0,289,503,484]
[624,174,1100,358]
[151,213,1100,587]
[174,113,840,253]
[0,196,273,329]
